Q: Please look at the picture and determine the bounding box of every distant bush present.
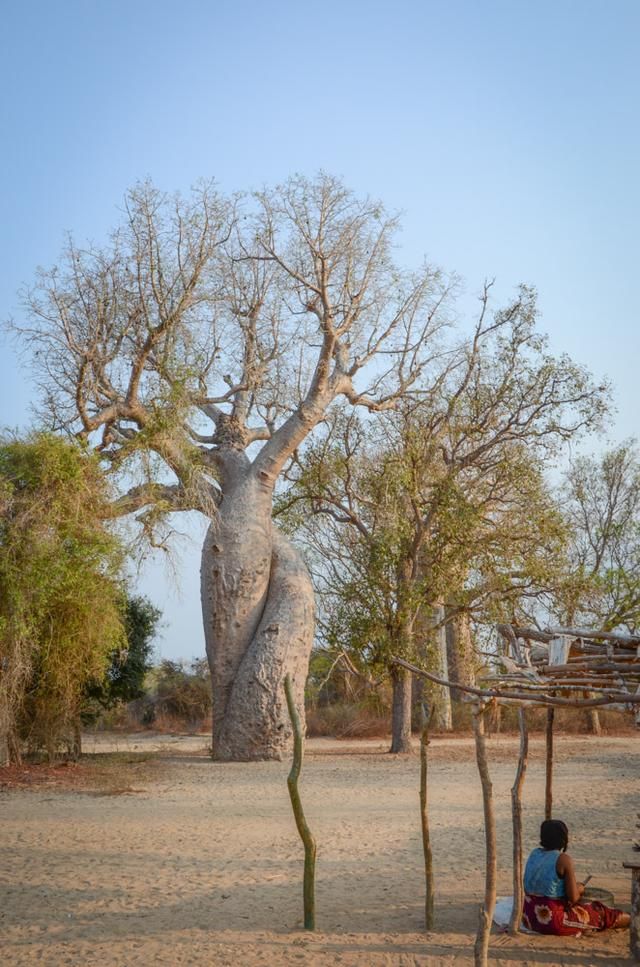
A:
[306,702,389,738]
[84,595,161,721]
[147,659,212,732]
[307,695,637,739]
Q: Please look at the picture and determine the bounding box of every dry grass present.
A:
[306,702,390,738]
[307,699,638,739]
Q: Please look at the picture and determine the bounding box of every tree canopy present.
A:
[278,290,607,747]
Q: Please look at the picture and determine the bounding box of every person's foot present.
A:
[614,912,631,929]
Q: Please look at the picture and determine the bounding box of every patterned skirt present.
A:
[523,894,624,936]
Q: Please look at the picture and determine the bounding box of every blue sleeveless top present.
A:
[523,848,566,898]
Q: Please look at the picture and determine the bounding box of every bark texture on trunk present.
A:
[445,608,476,701]
[432,605,452,731]
[201,468,314,761]
[390,664,413,753]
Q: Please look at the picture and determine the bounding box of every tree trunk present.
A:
[0,691,10,767]
[71,718,82,760]
[0,730,8,767]
[446,607,476,701]
[201,466,314,761]
[390,664,413,753]
[431,606,452,731]
[7,730,21,766]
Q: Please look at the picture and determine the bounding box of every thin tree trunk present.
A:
[473,702,496,967]
[71,718,82,760]
[545,707,554,820]
[432,606,452,732]
[390,663,413,753]
[420,702,435,930]
[446,608,476,716]
[0,693,10,767]
[509,708,528,935]
[7,729,21,766]
[0,732,8,767]
[284,674,316,930]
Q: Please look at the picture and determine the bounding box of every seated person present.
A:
[523,819,630,936]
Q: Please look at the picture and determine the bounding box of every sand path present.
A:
[1,733,637,965]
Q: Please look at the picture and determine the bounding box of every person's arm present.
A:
[556,852,585,904]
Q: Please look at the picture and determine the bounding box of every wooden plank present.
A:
[549,636,571,666]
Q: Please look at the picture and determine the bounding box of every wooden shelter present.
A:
[393,623,640,967]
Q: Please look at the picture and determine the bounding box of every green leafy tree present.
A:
[0,433,126,763]
[86,595,161,710]
[281,290,603,750]
[557,442,640,632]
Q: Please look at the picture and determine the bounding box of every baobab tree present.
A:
[13,174,453,760]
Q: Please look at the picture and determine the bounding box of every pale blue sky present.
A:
[1,1,639,659]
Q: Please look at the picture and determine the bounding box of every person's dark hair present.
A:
[540,819,569,851]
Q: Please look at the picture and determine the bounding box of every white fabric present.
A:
[492,896,536,934]
[493,896,514,928]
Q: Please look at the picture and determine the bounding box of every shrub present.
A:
[0,433,125,762]
[152,659,212,731]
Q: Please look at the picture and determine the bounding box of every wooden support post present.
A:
[623,862,640,961]
[284,674,317,930]
[509,707,528,935]
[549,635,571,666]
[420,701,435,930]
[545,707,554,821]
[544,635,565,820]
[473,701,496,967]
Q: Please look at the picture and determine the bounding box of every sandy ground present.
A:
[1,732,638,966]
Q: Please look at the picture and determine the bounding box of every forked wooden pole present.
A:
[509,707,529,934]
[284,674,317,930]
[473,701,496,967]
[545,707,555,820]
[420,701,435,930]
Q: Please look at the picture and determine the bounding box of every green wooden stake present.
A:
[284,673,317,930]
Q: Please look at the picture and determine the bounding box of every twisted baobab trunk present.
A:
[201,460,314,761]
